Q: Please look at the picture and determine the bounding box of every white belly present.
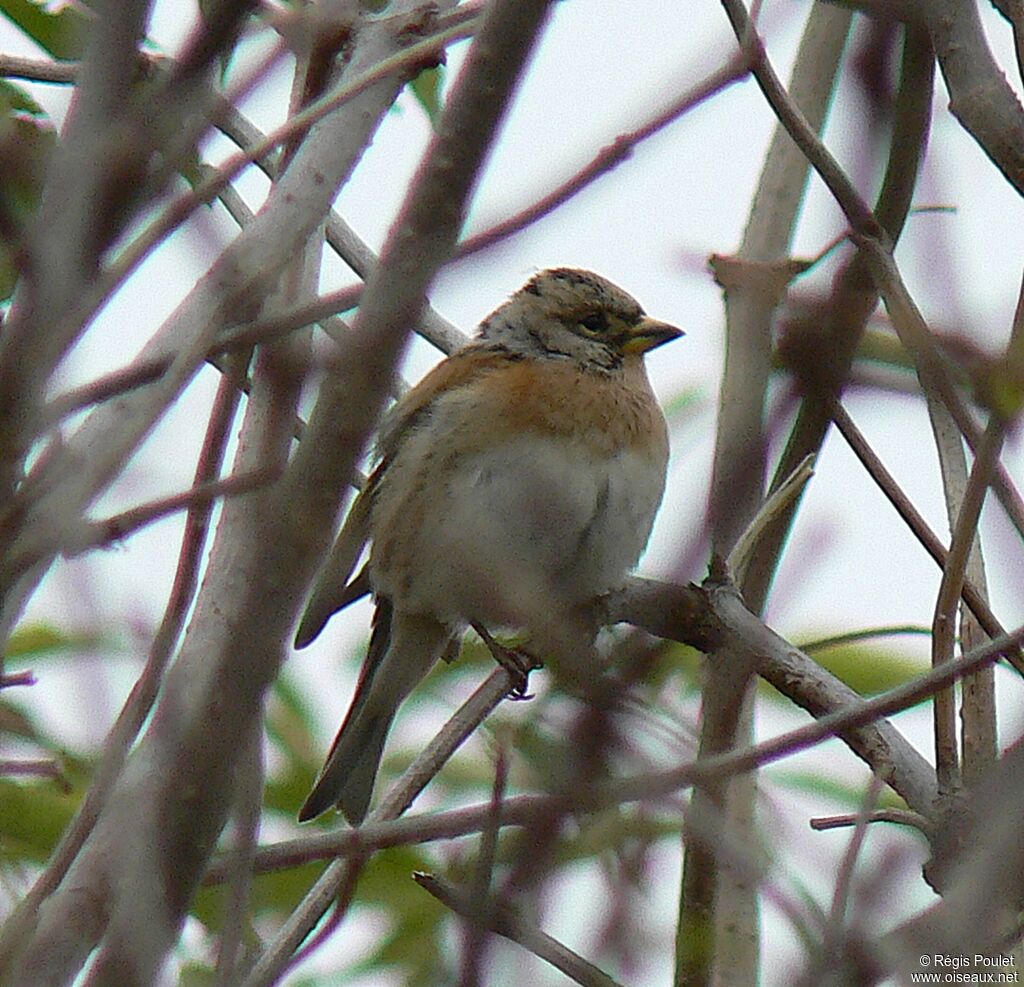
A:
[392,434,666,627]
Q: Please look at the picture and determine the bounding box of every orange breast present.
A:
[459,356,667,458]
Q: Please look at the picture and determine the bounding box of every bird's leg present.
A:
[470,622,541,700]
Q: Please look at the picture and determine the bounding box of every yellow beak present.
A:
[622,317,685,355]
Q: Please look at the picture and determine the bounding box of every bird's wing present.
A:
[295,344,513,648]
[374,343,514,460]
[293,482,375,648]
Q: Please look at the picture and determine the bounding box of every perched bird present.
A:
[296,268,682,823]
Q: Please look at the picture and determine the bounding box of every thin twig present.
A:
[809,808,932,834]
[719,0,880,237]
[92,9,482,330]
[958,267,1024,783]
[0,759,65,783]
[828,774,884,929]
[856,237,1024,544]
[798,625,932,654]
[284,844,368,973]
[4,468,278,580]
[0,54,77,83]
[830,399,1024,677]
[216,97,467,353]
[604,576,932,816]
[931,418,1005,792]
[249,7,564,973]
[201,794,540,885]
[41,284,362,426]
[689,8,856,979]
[415,873,625,987]
[453,51,752,259]
[738,22,932,611]
[202,616,1024,891]
[0,670,36,689]
[459,748,508,987]
[82,468,279,553]
[240,666,523,986]
[214,725,264,986]
[608,618,1024,808]
[726,453,815,583]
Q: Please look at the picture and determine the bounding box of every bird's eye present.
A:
[578,312,608,334]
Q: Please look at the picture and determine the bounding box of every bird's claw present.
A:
[471,622,541,700]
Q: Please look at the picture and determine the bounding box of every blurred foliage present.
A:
[0,0,90,60]
[409,65,442,125]
[796,630,928,696]
[193,674,452,984]
[0,8,951,985]
[0,613,932,983]
[350,846,450,986]
[177,962,218,987]
[0,0,444,304]
[661,383,708,426]
[4,621,105,661]
[0,81,56,302]
[772,767,913,816]
[0,778,77,867]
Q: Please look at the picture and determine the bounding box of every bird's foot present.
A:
[471,622,541,700]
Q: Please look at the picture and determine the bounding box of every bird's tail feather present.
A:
[299,710,390,823]
[299,603,450,823]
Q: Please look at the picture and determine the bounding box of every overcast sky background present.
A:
[5,1,1024,983]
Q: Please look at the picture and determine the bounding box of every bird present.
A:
[295,268,683,823]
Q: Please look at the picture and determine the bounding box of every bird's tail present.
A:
[299,602,450,823]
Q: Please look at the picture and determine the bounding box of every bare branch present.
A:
[809,808,933,835]
[454,51,753,261]
[95,6,482,322]
[927,0,1024,198]
[854,204,1024,544]
[415,872,626,987]
[604,576,940,816]
[0,4,451,640]
[0,670,36,689]
[75,468,279,554]
[0,759,64,783]
[458,750,507,986]
[688,8,855,983]
[827,774,885,931]
[0,54,77,84]
[0,313,248,980]
[230,3,557,981]
[2,11,453,978]
[830,399,1024,675]
[245,665,520,984]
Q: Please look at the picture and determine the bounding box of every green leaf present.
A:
[0,78,48,117]
[0,776,81,866]
[194,848,450,984]
[772,767,912,813]
[0,80,57,300]
[355,846,451,986]
[0,0,91,61]
[856,325,915,372]
[193,858,328,930]
[662,384,707,425]
[175,963,217,987]
[4,621,100,661]
[409,66,443,126]
[796,635,928,696]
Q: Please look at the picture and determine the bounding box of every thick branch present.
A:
[604,576,938,817]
